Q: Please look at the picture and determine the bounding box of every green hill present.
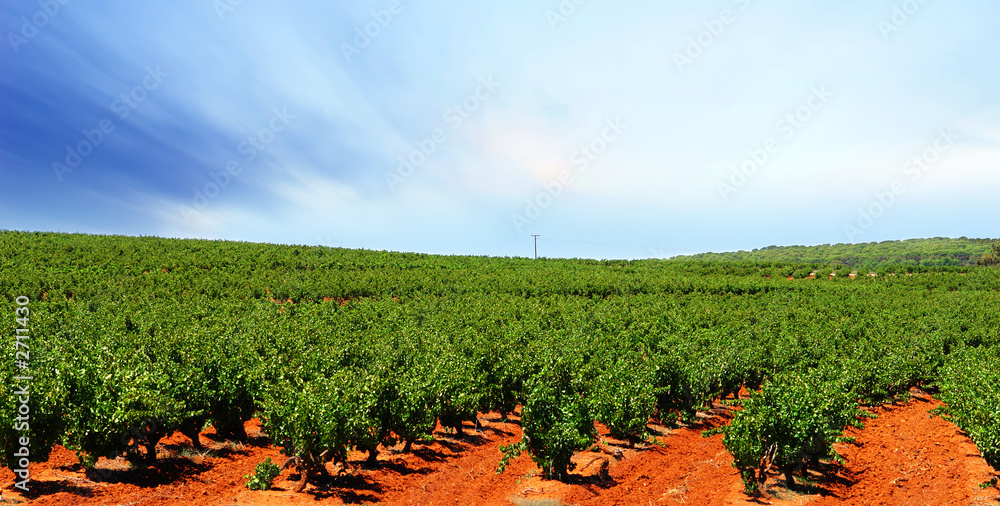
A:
[672,237,996,269]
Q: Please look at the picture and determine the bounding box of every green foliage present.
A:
[244,457,281,491]
[936,347,1000,468]
[261,372,354,480]
[1,231,999,489]
[978,241,1000,266]
[676,237,995,268]
[716,372,867,495]
[0,305,66,468]
[519,355,596,481]
[496,441,527,475]
[588,350,661,444]
[653,346,718,422]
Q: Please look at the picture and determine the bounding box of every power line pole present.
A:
[531,235,539,259]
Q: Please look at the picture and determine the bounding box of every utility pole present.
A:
[532,235,539,259]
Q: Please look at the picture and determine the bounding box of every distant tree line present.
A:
[978,240,1000,266]
[674,237,996,270]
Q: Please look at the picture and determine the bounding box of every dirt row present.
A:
[3,389,998,505]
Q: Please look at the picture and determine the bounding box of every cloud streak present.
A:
[1,1,997,258]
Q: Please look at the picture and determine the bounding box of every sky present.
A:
[1,1,997,259]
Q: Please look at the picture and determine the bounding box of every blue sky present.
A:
[1,1,997,259]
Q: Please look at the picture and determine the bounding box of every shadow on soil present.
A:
[483,415,522,427]
[368,459,433,477]
[202,431,271,448]
[24,454,214,501]
[88,457,212,487]
[295,470,385,504]
[406,446,451,463]
[541,471,618,496]
[17,480,96,501]
[160,442,249,460]
[434,433,489,452]
[757,460,851,501]
[477,424,516,437]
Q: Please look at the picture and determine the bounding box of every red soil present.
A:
[814,389,999,505]
[3,392,997,505]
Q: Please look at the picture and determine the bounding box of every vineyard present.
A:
[1,231,999,504]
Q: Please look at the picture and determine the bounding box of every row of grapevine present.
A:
[936,346,1000,469]
[0,231,998,494]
